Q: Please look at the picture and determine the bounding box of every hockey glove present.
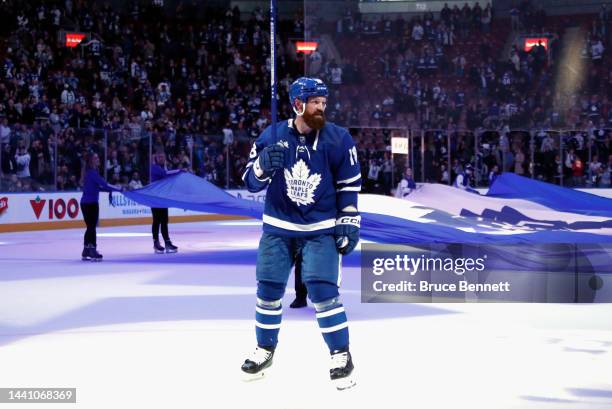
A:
[335,212,361,255]
[256,145,285,175]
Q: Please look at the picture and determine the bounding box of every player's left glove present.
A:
[335,211,360,255]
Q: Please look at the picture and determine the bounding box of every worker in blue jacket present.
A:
[80,152,122,261]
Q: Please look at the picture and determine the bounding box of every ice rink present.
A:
[0,220,611,409]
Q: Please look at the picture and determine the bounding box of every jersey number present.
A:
[348,147,358,166]
[249,143,257,159]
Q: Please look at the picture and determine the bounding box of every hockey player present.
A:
[240,77,361,390]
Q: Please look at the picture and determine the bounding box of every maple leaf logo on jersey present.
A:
[284,159,321,206]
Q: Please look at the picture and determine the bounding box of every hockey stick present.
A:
[270,0,278,140]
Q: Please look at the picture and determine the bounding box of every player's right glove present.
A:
[256,145,285,175]
[335,212,361,255]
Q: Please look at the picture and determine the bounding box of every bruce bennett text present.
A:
[372,281,511,293]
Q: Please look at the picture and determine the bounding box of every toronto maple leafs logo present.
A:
[284,159,321,206]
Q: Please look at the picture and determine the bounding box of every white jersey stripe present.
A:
[338,186,361,192]
[337,253,342,287]
[337,173,361,185]
[263,214,335,232]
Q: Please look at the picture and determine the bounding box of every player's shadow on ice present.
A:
[0,248,457,347]
[566,388,612,399]
[520,396,579,404]
[0,291,457,347]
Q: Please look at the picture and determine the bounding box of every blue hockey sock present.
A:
[307,281,349,352]
[255,281,285,349]
[315,299,349,352]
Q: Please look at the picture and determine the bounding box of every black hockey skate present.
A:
[164,240,178,253]
[330,350,356,390]
[154,240,165,254]
[241,346,274,381]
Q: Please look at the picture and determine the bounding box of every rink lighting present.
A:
[97,233,151,238]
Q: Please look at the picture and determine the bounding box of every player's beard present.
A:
[303,109,326,130]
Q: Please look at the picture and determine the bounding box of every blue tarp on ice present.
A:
[487,173,612,217]
[123,172,263,219]
[123,172,612,244]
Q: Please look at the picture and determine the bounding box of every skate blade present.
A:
[81,257,91,261]
[154,250,165,254]
[333,374,356,391]
[91,258,103,262]
[241,369,267,382]
[165,249,178,253]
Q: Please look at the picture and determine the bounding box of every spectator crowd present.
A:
[312,1,612,190]
[0,0,611,195]
[0,0,302,192]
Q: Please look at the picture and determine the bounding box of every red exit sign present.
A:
[65,33,86,48]
[524,37,548,52]
[296,41,318,54]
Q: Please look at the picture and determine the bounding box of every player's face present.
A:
[302,96,327,130]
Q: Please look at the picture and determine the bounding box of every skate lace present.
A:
[250,347,272,365]
[330,352,348,369]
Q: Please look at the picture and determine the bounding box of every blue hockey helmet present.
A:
[289,77,328,115]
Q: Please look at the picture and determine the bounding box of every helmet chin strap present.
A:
[292,101,306,116]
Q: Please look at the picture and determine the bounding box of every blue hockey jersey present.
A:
[242,119,362,237]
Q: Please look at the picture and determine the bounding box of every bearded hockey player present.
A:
[240,77,361,390]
